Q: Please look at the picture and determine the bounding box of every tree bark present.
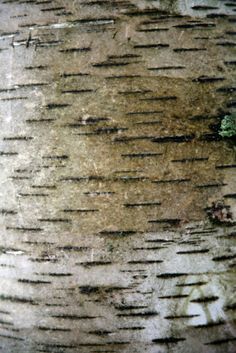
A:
[0,1,235,352]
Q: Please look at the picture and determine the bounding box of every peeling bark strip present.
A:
[0,0,236,353]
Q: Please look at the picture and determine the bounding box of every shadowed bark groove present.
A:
[0,0,235,352]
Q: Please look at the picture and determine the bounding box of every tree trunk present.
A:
[0,1,235,352]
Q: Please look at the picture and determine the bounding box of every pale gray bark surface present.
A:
[0,1,235,352]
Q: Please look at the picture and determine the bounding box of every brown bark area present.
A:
[0,1,235,352]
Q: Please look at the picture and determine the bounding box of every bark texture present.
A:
[0,0,236,352]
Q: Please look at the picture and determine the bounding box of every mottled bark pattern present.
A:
[0,0,235,352]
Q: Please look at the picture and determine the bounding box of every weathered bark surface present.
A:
[0,0,235,352]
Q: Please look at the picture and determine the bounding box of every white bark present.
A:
[0,1,235,352]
